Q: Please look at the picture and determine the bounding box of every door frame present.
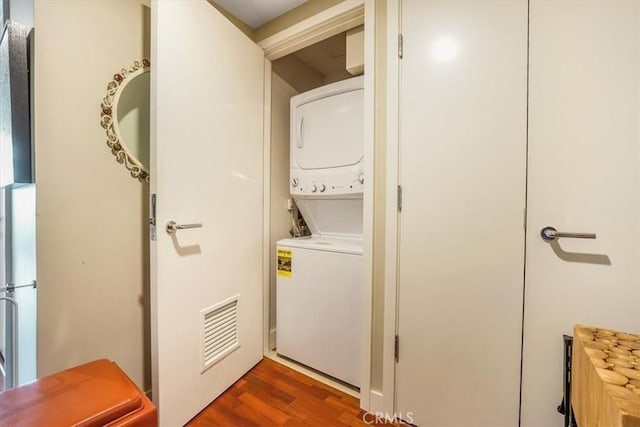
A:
[381,0,400,418]
[257,0,376,411]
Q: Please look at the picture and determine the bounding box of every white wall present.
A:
[34,0,150,389]
[269,72,298,349]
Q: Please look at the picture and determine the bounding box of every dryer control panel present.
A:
[290,166,364,196]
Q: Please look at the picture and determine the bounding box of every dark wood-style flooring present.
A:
[187,358,403,427]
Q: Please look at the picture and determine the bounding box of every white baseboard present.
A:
[369,390,384,413]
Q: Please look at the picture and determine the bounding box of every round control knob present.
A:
[292,178,299,187]
[311,184,318,193]
[358,173,365,184]
[319,184,326,192]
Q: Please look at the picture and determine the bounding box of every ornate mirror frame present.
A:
[100,59,150,183]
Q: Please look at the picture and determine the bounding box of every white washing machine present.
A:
[276,237,363,387]
[277,76,364,388]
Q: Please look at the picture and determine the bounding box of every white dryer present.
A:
[277,76,364,388]
[289,75,365,208]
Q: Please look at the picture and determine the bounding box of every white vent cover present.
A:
[200,294,240,373]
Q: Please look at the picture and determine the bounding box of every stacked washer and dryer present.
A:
[276,76,364,388]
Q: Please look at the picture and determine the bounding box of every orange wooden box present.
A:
[0,359,156,427]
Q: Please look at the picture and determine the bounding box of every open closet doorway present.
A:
[265,27,367,396]
[258,0,376,409]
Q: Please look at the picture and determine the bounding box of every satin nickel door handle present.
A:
[540,226,596,242]
[166,220,203,234]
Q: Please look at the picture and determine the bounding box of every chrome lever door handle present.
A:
[540,226,596,242]
[166,220,203,234]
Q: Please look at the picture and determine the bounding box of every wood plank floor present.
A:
[187,358,403,427]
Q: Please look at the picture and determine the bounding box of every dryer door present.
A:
[293,88,364,170]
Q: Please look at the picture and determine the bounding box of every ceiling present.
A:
[213,0,308,28]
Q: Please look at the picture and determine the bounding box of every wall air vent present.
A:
[200,295,240,373]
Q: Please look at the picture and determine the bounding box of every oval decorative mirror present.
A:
[100,59,150,183]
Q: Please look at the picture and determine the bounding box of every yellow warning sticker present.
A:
[277,248,292,278]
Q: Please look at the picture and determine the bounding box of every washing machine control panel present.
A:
[290,166,364,195]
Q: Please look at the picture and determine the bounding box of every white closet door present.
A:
[521,2,640,425]
[396,1,528,425]
[150,1,265,425]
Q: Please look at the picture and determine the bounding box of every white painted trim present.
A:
[360,0,375,413]
[258,0,365,61]
[382,0,400,418]
[262,58,272,357]
[370,390,384,414]
[149,0,159,407]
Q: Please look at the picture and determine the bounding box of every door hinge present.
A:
[523,207,527,231]
[395,335,400,362]
[149,193,157,241]
[398,33,404,59]
[397,185,403,212]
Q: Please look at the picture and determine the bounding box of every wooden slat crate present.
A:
[572,325,640,427]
